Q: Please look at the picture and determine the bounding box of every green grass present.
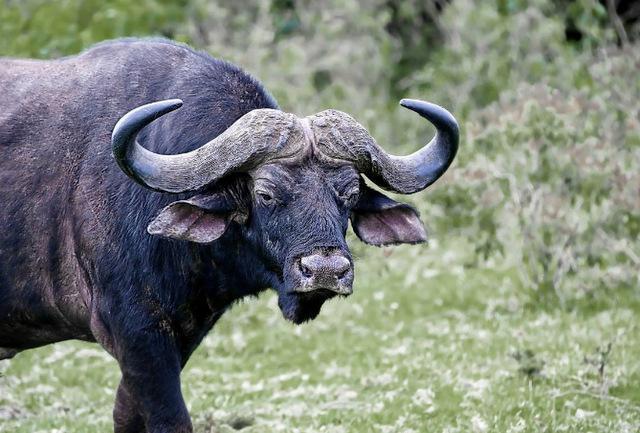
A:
[1,243,638,432]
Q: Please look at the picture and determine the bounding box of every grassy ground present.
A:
[1,240,638,433]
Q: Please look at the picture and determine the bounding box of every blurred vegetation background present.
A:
[1,1,639,432]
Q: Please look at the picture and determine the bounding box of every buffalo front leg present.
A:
[113,334,192,433]
[113,381,145,433]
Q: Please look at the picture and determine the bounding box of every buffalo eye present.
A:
[341,190,358,206]
[255,190,275,204]
[338,184,360,207]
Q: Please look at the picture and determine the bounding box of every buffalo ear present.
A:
[351,186,427,246]
[148,193,237,243]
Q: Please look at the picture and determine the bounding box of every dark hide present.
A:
[0,39,425,433]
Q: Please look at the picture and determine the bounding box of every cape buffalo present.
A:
[0,39,458,432]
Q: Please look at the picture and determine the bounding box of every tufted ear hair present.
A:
[147,192,239,243]
[351,186,427,246]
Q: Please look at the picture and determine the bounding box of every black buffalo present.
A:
[0,39,458,433]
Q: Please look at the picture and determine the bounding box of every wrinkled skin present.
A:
[0,39,426,433]
[247,162,359,323]
[150,159,424,325]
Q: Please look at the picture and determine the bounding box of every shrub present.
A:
[421,47,639,306]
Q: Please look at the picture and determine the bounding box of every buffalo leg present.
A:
[114,335,192,433]
[113,381,145,433]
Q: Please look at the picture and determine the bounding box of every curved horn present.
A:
[311,99,459,194]
[112,99,301,193]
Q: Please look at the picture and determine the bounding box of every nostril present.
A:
[333,256,351,280]
[298,260,313,278]
[336,267,349,280]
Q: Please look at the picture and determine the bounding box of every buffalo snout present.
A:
[293,251,353,295]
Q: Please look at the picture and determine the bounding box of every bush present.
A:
[0,0,190,58]
[421,47,639,306]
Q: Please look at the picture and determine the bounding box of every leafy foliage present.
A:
[0,0,191,58]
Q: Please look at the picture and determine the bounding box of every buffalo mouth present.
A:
[277,288,340,324]
[276,250,354,323]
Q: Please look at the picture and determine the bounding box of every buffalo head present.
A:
[111,99,458,323]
